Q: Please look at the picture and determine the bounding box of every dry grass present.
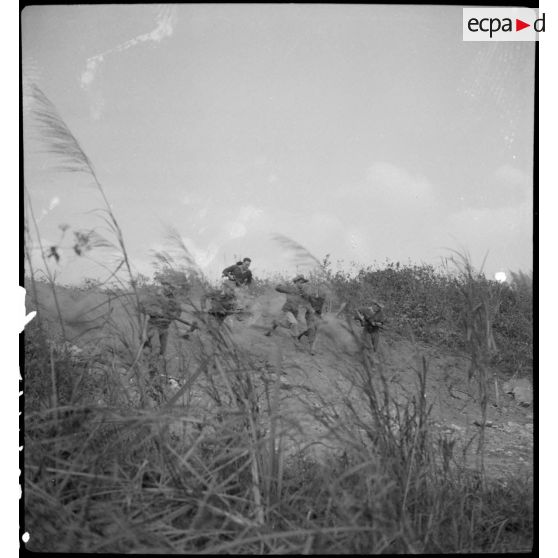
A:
[23,296,533,553]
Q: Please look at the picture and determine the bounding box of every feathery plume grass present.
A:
[24,82,142,329]
[270,233,322,271]
[448,249,501,476]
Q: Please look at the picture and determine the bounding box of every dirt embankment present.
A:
[26,283,533,480]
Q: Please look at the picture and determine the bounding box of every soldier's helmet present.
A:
[159,279,177,295]
[293,274,309,284]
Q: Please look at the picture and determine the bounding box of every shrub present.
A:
[324,261,531,378]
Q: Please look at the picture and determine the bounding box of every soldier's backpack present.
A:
[308,294,326,316]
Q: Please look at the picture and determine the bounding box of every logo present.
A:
[463,8,545,41]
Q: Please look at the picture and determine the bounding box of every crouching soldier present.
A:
[265,274,311,339]
[355,300,385,353]
[201,287,238,326]
[221,257,253,317]
[222,257,253,287]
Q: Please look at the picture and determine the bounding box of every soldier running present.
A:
[222,257,253,287]
[140,279,196,357]
[139,278,196,404]
[265,274,313,340]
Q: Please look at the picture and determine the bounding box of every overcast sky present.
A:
[22,4,534,284]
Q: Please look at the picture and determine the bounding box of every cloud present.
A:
[329,162,442,260]
[364,162,436,210]
[490,164,531,207]
[335,162,437,219]
[456,164,531,210]
[322,160,531,273]
[446,200,531,239]
[442,198,532,271]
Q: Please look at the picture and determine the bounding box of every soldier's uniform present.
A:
[222,259,253,316]
[355,302,385,352]
[298,292,326,354]
[202,288,238,325]
[140,286,182,356]
[222,261,253,287]
[266,275,313,339]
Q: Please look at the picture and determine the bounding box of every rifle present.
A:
[334,302,347,317]
[353,310,387,330]
[175,316,199,330]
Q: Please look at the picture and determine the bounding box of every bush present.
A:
[324,261,531,378]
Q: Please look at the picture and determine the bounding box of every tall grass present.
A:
[24,311,533,552]
[448,250,501,475]
[23,270,534,553]
[24,83,143,331]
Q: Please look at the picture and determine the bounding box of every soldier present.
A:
[354,300,385,353]
[222,257,253,287]
[265,274,313,339]
[140,280,195,357]
[201,287,238,326]
[221,257,253,318]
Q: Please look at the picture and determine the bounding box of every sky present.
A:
[21,4,534,284]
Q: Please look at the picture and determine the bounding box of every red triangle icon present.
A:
[516,19,530,31]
